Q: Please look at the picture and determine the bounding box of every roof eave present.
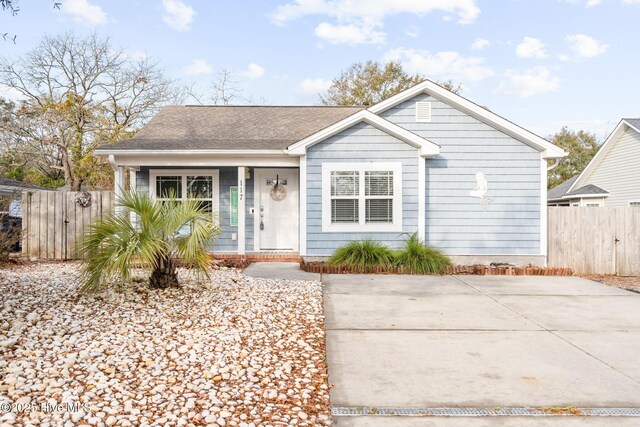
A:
[561,193,609,199]
[94,149,289,157]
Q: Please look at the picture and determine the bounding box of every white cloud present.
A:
[314,22,385,45]
[566,34,609,58]
[61,0,107,26]
[270,0,480,45]
[384,48,494,82]
[562,0,602,6]
[471,38,490,51]
[183,59,213,75]
[516,37,547,58]
[0,85,27,102]
[242,63,265,79]
[162,0,195,31]
[297,78,332,96]
[404,26,420,38]
[495,67,560,98]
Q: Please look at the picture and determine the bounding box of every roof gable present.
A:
[287,110,440,157]
[569,118,640,192]
[367,80,567,159]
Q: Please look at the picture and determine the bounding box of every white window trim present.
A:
[149,169,220,217]
[322,162,402,233]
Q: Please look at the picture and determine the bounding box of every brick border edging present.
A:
[300,260,574,276]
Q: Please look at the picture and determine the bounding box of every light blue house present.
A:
[96,81,566,266]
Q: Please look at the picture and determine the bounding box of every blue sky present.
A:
[1,0,638,139]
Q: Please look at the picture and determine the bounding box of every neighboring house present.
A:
[95,81,566,266]
[0,177,47,217]
[548,118,640,207]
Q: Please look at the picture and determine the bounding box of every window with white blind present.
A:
[322,162,402,232]
[150,170,219,217]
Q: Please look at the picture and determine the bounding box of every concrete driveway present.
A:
[324,274,640,426]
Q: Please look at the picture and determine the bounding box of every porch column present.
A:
[237,166,246,255]
[128,168,138,226]
[114,165,125,216]
[417,157,425,241]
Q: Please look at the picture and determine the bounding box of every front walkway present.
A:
[243,262,320,281]
[324,274,640,426]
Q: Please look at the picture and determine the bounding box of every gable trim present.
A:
[367,80,567,159]
[286,110,440,158]
[568,119,637,192]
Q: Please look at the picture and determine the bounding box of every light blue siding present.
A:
[306,122,420,255]
[380,93,541,255]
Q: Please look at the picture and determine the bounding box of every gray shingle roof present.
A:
[547,175,578,200]
[624,118,640,130]
[102,105,365,151]
[0,177,47,190]
[564,184,608,197]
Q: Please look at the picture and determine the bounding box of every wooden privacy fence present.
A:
[548,207,640,276]
[21,191,115,260]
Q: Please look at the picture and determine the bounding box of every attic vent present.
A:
[415,101,432,122]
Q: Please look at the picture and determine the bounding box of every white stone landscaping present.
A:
[0,262,330,426]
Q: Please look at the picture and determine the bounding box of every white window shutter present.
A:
[415,101,432,122]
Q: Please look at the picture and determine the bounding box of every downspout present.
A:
[546,158,560,171]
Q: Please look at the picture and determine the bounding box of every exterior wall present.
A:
[581,127,640,207]
[136,166,254,252]
[306,122,420,255]
[380,93,542,256]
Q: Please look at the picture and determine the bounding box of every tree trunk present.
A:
[149,255,180,289]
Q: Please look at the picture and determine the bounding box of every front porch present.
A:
[111,160,302,256]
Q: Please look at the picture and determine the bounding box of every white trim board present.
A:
[287,110,440,158]
[367,80,567,159]
[321,162,403,233]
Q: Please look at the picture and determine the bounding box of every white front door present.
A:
[255,168,299,251]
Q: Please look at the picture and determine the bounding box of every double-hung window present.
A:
[323,162,402,232]
[150,170,219,217]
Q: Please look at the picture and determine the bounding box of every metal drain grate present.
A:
[331,407,640,417]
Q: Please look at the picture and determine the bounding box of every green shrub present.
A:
[394,233,452,274]
[327,239,395,271]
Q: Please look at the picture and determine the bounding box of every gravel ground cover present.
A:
[582,274,640,293]
[0,262,330,427]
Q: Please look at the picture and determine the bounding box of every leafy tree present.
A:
[81,191,220,292]
[320,60,461,106]
[0,32,179,190]
[547,127,601,189]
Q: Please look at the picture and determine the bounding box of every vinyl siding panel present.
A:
[582,127,640,207]
[380,93,541,255]
[306,122,419,255]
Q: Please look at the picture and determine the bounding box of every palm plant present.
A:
[80,191,220,293]
[394,233,452,274]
